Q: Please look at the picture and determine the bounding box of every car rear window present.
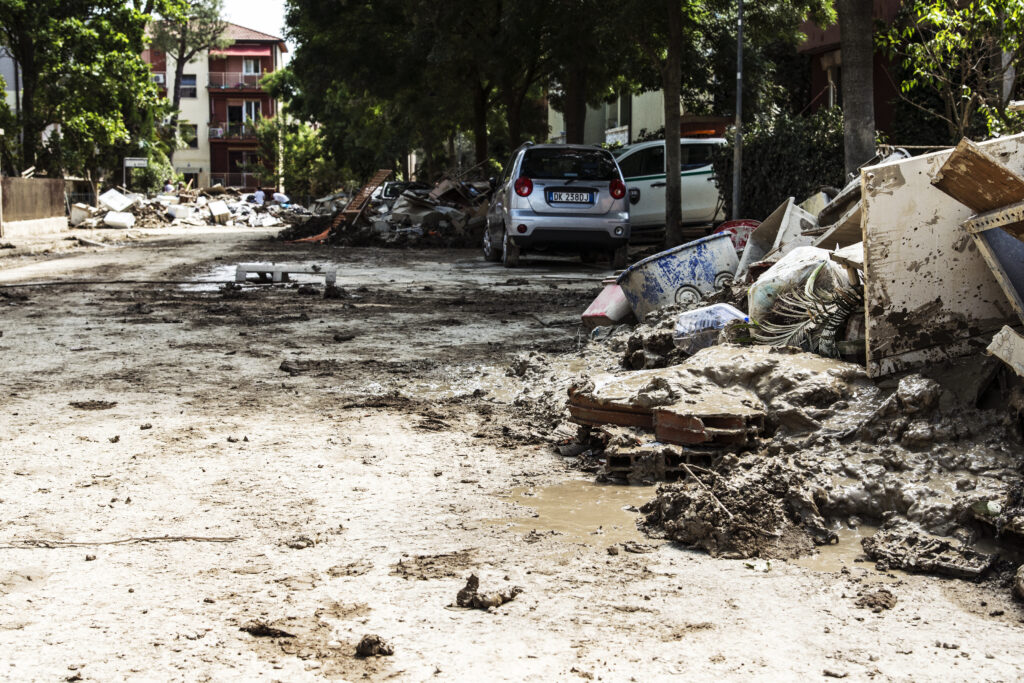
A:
[521,148,618,181]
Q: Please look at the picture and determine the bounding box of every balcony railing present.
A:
[210,172,263,189]
[208,121,259,140]
[208,72,264,89]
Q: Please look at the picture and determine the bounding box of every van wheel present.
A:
[502,231,520,268]
[482,227,501,262]
[610,245,629,270]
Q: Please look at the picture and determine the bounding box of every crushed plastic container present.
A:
[672,303,747,354]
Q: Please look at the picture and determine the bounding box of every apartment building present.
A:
[143,22,287,189]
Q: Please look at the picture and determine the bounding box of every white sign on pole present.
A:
[124,157,148,168]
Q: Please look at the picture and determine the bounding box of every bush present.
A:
[711,108,845,221]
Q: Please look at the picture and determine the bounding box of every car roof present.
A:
[615,137,727,155]
[521,143,610,152]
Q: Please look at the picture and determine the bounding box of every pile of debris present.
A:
[531,134,1024,590]
[71,186,312,231]
[276,171,491,248]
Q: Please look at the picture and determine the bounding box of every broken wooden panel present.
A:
[862,133,1024,377]
[653,406,764,448]
[567,366,764,441]
[987,325,1024,377]
[931,138,1024,212]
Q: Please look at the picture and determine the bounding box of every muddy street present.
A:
[1,227,1022,681]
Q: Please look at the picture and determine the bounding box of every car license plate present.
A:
[548,191,593,204]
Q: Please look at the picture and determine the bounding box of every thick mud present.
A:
[2,226,1024,680]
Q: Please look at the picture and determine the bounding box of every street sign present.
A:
[124,157,148,168]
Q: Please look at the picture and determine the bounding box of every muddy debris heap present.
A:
[511,133,1024,599]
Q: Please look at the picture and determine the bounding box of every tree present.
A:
[837,0,875,175]
[150,0,228,163]
[243,113,347,198]
[881,0,1024,143]
[0,0,174,182]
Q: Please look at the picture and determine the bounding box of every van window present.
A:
[681,143,715,170]
[617,150,643,179]
[521,148,619,181]
[640,146,665,176]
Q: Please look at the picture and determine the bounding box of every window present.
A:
[178,74,197,98]
[521,148,618,181]
[179,123,198,149]
[616,150,643,179]
[680,143,714,170]
[243,100,260,121]
[242,58,260,75]
[639,146,665,176]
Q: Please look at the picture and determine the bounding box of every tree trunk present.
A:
[505,89,523,150]
[472,83,490,165]
[563,66,588,144]
[837,0,875,176]
[168,31,189,166]
[19,38,37,170]
[662,0,683,247]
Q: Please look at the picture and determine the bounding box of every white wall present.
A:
[166,50,211,186]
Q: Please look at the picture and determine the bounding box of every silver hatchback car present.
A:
[483,143,631,268]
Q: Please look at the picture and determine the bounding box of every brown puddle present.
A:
[492,480,657,547]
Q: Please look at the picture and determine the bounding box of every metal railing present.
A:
[208,72,263,89]
[208,122,259,140]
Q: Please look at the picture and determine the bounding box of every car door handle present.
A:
[651,182,666,188]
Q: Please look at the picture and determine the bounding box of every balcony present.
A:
[208,121,259,141]
[208,72,264,89]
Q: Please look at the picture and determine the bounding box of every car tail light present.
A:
[610,179,626,199]
[514,176,533,197]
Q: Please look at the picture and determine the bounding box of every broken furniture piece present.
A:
[294,168,392,243]
[735,197,816,278]
[235,263,337,286]
[860,133,1024,377]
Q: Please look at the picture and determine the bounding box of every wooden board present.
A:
[862,134,1024,377]
[293,168,392,243]
[931,138,1024,212]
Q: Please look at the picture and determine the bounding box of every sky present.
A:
[221,0,292,61]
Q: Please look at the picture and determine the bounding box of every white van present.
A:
[613,138,726,239]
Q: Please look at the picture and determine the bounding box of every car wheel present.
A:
[502,231,520,268]
[610,245,629,270]
[482,226,501,262]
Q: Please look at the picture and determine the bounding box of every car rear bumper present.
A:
[506,210,630,249]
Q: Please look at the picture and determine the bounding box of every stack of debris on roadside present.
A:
[70,186,313,231]
[276,171,492,248]
[508,133,1024,592]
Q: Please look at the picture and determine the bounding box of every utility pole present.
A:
[731,0,743,220]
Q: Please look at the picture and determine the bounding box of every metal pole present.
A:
[731,0,744,219]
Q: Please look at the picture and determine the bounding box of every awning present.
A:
[210,45,271,57]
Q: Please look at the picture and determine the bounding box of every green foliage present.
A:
[242,114,348,198]
[0,0,172,183]
[880,0,1024,141]
[710,107,845,221]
